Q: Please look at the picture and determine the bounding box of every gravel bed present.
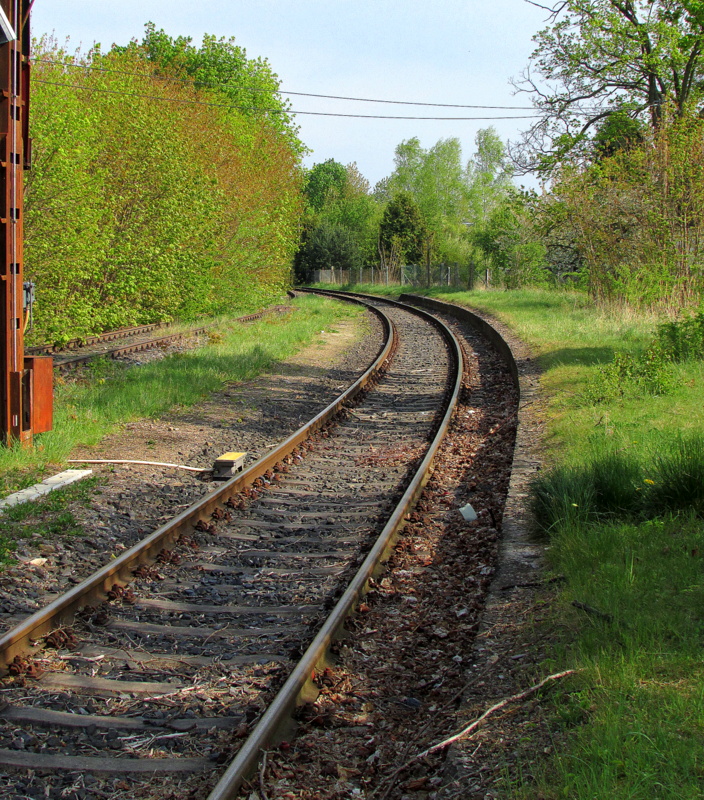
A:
[252,307,521,799]
[0,312,383,635]
[0,301,455,800]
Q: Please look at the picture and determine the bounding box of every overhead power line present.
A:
[32,57,539,111]
[32,78,542,120]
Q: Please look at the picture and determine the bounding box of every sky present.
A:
[31,0,549,188]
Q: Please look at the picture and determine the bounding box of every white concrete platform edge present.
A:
[0,470,93,512]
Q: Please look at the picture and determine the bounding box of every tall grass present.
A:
[530,436,704,534]
[645,435,704,518]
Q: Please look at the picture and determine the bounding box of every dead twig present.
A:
[418,668,577,757]
[376,669,578,799]
[572,600,613,623]
[259,750,270,800]
[501,575,566,592]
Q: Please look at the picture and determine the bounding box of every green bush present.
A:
[585,310,704,404]
[25,38,303,344]
[584,344,676,404]
[654,309,704,363]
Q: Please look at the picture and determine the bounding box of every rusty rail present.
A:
[206,290,464,800]
[27,306,292,367]
[25,322,170,356]
[0,298,394,669]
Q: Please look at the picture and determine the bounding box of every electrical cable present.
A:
[32,64,641,119]
[32,78,541,120]
[67,459,209,472]
[32,57,540,111]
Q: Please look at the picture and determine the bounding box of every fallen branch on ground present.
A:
[376,669,578,799]
[572,600,613,623]
[416,669,577,758]
[259,750,270,800]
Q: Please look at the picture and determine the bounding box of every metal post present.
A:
[0,0,51,446]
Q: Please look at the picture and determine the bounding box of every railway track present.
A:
[0,294,464,799]
[26,307,290,369]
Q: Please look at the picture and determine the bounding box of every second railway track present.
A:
[0,294,464,799]
[26,306,292,370]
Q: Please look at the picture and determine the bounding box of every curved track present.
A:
[0,295,463,800]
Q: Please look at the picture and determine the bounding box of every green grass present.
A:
[0,476,100,564]
[330,282,704,798]
[0,294,363,495]
[533,513,704,799]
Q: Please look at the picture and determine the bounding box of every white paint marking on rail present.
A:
[0,469,93,513]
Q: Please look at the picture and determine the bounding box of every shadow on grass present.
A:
[540,345,616,368]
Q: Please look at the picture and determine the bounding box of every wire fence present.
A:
[312,263,485,289]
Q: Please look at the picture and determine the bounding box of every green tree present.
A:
[303,159,348,213]
[388,137,468,228]
[385,137,475,277]
[124,23,304,155]
[550,112,704,305]
[375,131,516,286]
[466,127,513,225]
[293,222,362,283]
[296,160,382,279]
[378,191,427,282]
[473,194,549,289]
[25,38,303,342]
[321,163,382,265]
[513,0,704,171]
[592,111,646,159]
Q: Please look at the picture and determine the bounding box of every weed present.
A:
[84,357,121,383]
[529,436,704,535]
[582,309,704,404]
[529,465,597,535]
[530,450,644,535]
[645,434,704,518]
[589,450,644,517]
[584,346,676,403]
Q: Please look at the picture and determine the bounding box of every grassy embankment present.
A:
[0,294,363,563]
[341,283,704,799]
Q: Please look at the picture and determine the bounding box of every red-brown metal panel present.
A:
[24,355,53,433]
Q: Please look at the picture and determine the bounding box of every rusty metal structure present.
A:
[0,0,52,446]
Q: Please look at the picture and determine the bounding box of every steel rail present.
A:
[207,292,464,800]
[26,307,285,362]
[25,322,170,356]
[53,326,211,366]
[0,297,395,670]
